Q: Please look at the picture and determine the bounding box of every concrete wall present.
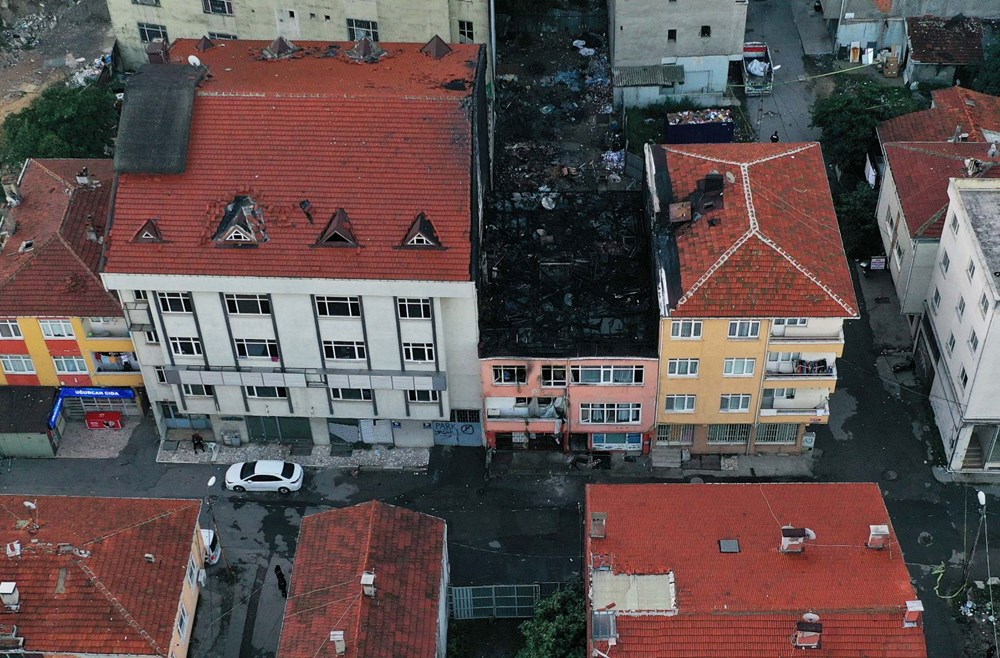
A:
[835,17,904,52]
[167,525,206,658]
[903,61,956,87]
[107,0,490,72]
[436,527,449,658]
[101,274,483,446]
[609,0,747,67]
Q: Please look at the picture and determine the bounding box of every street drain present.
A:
[918,531,934,546]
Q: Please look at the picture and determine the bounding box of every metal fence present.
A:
[449,582,566,619]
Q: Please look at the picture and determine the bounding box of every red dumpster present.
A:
[85,411,123,430]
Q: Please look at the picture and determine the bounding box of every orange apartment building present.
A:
[0,159,144,424]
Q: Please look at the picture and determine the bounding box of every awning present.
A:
[612,64,685,87]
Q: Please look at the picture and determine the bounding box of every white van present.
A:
[201,529,221,566]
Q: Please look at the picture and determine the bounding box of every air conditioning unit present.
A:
[486,408,500,417]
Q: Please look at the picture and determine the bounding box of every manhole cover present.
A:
[689,476,705,484]
[918,531,934,546]
[883,469,898,481]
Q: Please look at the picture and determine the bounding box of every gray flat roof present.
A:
[0,387,56,434]
[962,187,1000,276]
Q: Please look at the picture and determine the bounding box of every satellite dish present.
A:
[207,476,217,488]
[188,55,202,67]
[802,613,820,623]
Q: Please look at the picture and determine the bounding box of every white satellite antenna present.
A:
[802,612,821,623]
[188,55,202,67]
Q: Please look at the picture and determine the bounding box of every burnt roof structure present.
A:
[479,192,658,358]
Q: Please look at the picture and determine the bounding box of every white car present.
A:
[201,529,221,566]
[225,460,303,494]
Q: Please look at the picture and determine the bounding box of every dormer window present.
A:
[133,219,164,243]
[401,212,441,248]
[213,195,266,246]
[317,208,357,247]
[223,225,254,242]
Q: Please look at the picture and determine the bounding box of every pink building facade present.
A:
[480,357,659,453]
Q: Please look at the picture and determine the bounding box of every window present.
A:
[894,242,903,262]
[764,387,796,400]
[755,424,798,444]
[132,0,160,5]
[670,320,702,339]
[182,384,214,397]
[932,288,941,311]
[209,32,238,39]
[723,358,755,376]
[514,397,529,406]
[981,292,991,317]
[225,294,270,315]
[157,292,193,313]
[451,409,481,423]
[667,29,677,42]
[138,22,168,42]
[39,319,74,338]
[707,423,752,444]
[316,296,361,317]
[970,329,980,353]
[154,366,167,384]
[202,0,233,14]
[323,340,366,360]
[968,260,977,281]
[330,388,373,401]
[959,367,968,390]
[728,320,760,339]
[235,338,279,359]
[947,332,955,354]
[133,290,148,300]
[245,386,288,399]
[0,354,34,373]
[0,320,21,339]
[667,359,699,377]
[347,18,379,40]
[775,318,808,327]
[580,402,641,424]
[493,365,527,385]
[592,433,643,450]
[407,389,439,403]
[571,365,644,384]
[720,394,751,412]
[885,208,895,231]
[288,9,294,17]
[657,424,694,443]
[53,356,88,374]
[941,250,950,273]
[177,605,189,638]
[767,352,800,364]
[700,25,711,37]
[458,20,474,43]
[957,296,966,320]
[950,214,959,234]
[397,298,431,319]
[170,337,203,356]
[145,329,159,343]
[403,342,435,363]
[186,557,198,586]
[541,366,567,387]
[664,394,696,412]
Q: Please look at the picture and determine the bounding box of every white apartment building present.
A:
[108,0,493,75]
[916,178,1000,475]
[608,0,747,106]
[101,39,490,449]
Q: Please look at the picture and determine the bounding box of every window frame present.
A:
[941,250,950,274]
[700,25,711,37]
[664,394,696,412]
[182,383,214,397]
[981,292,991,317]
[968,260,977,281]
[156,292,193,314]
[202,0,233,14]
[138,22,168,43]
[727,320,760,339]
[946,332,956,354]
[330,388,373,401]
[666,359,699,377]
[959,367,969,390]
[234,338,280,360]
[407,389,439,403]
[224,294,271,315]
[719,393,752,412]
[0,354,34,374]
[957,296,966,320]
[0,320,22,339]
[145,329,160,344]
[458,20,474,43]
[39,319,75,339]
[208,32,238,40]
[169,337,203,357]
[315,296,361,318]
[492,365,527,385]
[323,340,367,361]
[570,365,644,384]
[245,385,288,399]
[667,28,677,42]
[970,329,980,353]
[723,357,756,376]
[402,342,436,363]
[950,214,959,234]
[541,365,567,387]
[397,298,432,319]
[347,18,379,41]
[177,605,189,638]
[591,433,643,450]
[53,355,88,374]
[154,366,167,384]
[932,288,941,311]
[579,402,642,425]
[670,320,703,339]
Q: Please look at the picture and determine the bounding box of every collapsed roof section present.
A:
[479,192,658,358]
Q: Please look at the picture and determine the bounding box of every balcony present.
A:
[123,301,153,332]
[759,403,830,417]
[768,328,844,345]
[92,351,138,373]
[765,358,836,381]
[84,317,130,339]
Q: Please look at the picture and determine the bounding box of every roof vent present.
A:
[317,208,356,247]
[133,219,165,243]
[144,553,155,563]
[421,35,453,59]
[0,583,19,612]
[668,201,691,223]
[903,599,923,627]
[718,539,740,553]
[591,512,607,539]
[17,240,33,254]
[402,212,441,247]
[793,614,822,648]
[4,543,20,559]
[780,526,816,553]
[988,143,999,159]
[195,35,216,52]
[965,158,982,176]
[264,36,297,58]
[347,35,386,63]
[708,218,720,227]
[330,630,346,655]
[75,167,90,185]
[361,571,376,598]
[1,177,20,207]
[867,524,890,550]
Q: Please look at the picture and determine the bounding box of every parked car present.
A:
[225,460,303,494]
[201,528,221,565]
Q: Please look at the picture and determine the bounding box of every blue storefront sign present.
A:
[48,387,136,428]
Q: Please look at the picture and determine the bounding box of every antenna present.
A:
[802,612,820,623]
[188,55,202,67]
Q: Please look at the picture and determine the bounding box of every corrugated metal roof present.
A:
[613,65,685,87]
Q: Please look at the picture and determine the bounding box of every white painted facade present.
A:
[101,272,483,447]
[917,179,1000,474]
[108,0,492,74]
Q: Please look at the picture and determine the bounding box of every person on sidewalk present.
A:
[275,564,288,597]
[191,433,205,454]
[770,131,780,143]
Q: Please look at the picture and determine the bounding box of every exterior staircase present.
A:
[963,440,985,470]
[651,445,685,468]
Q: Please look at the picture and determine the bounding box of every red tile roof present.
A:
[879,87,1000,143]
[0,495,200,655]
[906,16,983,65]
[278,501,445,658]
[585,483,927,658]
[0,160,121,317]
[105,39,482,282]
[884,142,1000,239]
[656,143,857,318]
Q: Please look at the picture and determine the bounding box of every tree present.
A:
[835,180,881,260]
[810,79,923,175]
[971,39,1000,96]
[1,84,117,170]
[515,583,587,658]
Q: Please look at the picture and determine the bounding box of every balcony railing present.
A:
[768,329,844,343]
[765,359,836,379]
[759,405,830,417]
